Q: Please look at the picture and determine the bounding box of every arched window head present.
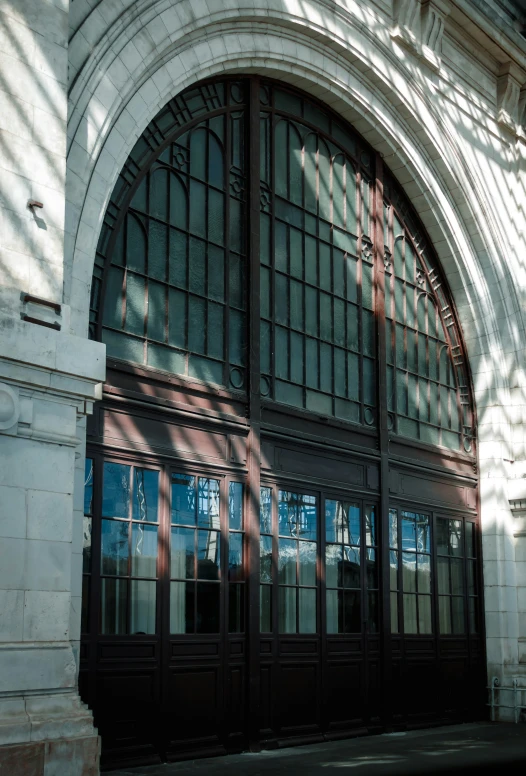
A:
[91,79,474,454]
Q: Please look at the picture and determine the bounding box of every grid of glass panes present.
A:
[437,517,467,634]
[260,486,273,632]
[389,508,399,634]
[325,500,361,633]
[228,482,244,632]
[278,490,318,633]
[100,462,159,635]
[101,91,247,391]
[82,457,94,634]
[390,509,432,634]
[260,86,376,425]
[384,206,462,449]
[170,474,221,634]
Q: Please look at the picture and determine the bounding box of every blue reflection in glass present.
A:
[132,469,159,523]
[103,463,130,518]
[172,474,196,525]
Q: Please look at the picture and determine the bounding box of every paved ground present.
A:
[110,723,526,776]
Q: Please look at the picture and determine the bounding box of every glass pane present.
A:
[260,585,272,632]
[82,516,92,573]
[197,530,220,580]
[229,482,243,530]
[279,491,317,540]
[196,582,220,633]
[101,578,127,635]
[326,545,342,588]
[343,546,360,589]
[417,554,430,594]
[436,518,449,555]
[365,506,376,546]
[368,591,379,633]
[389,508,398,548]
[451,558,464,595]
[449,520,463,557]
[299,588,316,633]
[390,592,399,633]
[389,550,398,591]
[132,469,159,522]
[171,474,196,525]
[103,463,131,518]
[452,596,465,634]
[418,595,432,634]
[402,552,416,593]
[84,458,93,515]
[438,557,450,594]
[401,512,416,551]
[228,532,243,582]
[326,589,342,633]
[260,535,273,583]
[403,594,418,634]
[229,584,244,633]
[171,527,194,579]
[466,522,476,558]
[325,500,360,544]
[101,520,128,575]
[366,549,377,589]
[278,539,297,584]
[279,586,296,633]
[197,478,220,529]
[344,590,361,633]
[439,596,451,634]
[170,581,194,634]
[260,487,272,534]
[130,580,156,634]
[131,524,157,577]
[299,542,316,586]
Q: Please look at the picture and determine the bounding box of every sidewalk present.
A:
[110,722,526,776]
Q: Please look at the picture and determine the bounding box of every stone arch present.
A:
[66,8,523,678]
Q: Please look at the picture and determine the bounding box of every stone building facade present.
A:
[0,0,525,773]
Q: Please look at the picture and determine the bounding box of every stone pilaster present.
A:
[0,314,105,774]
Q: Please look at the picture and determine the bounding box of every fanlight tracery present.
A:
[90,78,474,453]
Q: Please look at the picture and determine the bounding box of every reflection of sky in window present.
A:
[198,478,220,528]
[132,469,159,522]
[278,491,317,540]
[401,511,430,553]
[325,500,360,545]
[172,474,196,525]
[103,462,130,518]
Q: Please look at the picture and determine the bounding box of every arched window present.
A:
[91,79,473,451]
[85,79,481,768]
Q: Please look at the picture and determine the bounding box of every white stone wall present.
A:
[0,0,104,768]
[63,0,526,716]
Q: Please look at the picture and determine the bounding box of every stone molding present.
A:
[497,61,526,133]
[0,383,20,432]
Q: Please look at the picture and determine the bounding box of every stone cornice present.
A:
[450,0,526,72]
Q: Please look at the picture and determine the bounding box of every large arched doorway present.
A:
[82,78,483,769]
